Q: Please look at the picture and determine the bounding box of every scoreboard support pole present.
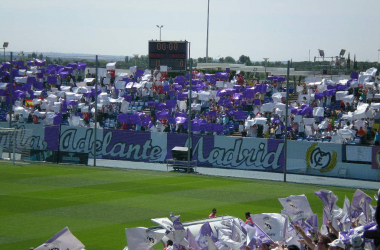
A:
[187,58,193,172]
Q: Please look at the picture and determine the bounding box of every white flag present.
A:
[151,217,174,232]
[35,227,85,250]
[279,195,314,221]
[252,213,287,242]
[125,227,164,250]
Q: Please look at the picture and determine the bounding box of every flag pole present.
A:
[284,60,290,182]
[93,55,98,166]
[8,52,13,159]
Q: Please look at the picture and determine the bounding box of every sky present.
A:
[2,0,380,62]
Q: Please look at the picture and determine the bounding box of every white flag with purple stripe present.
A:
[35,227,85,250]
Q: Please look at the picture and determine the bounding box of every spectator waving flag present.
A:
[35,227,85,250]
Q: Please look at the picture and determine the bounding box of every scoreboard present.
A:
[148,41,188,71]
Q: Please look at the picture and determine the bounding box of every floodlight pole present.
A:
[284,60,290,182]
[187,59,193,173]
[263,58,269,79]
[8,52,13,159]
[206,0,210,63]
[156,25,163,41]
[93,55,98,166]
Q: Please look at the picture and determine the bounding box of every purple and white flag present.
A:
[168,213,187,248]
[340,196,352,232]
[279,195,314,221]
[351,189,373,220]
[125,227,164,250]
[314,190,338,214]
[187,228,200,250]
[35,227,85,250]
[253,213,287,242]
[305,214,319,233]
[243,223,257,249]
[320,208,331,236]
[254,224,274,245]
[195,222,213,249]
[218,226,244,250]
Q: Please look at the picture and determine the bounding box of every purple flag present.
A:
[243,88,256,99]
[315,93,323,100]
[136,69,145,77]
[175,117,187,124]
[66,62,77,69]
[117,113,130,123]
[77,62,87,70]
[35,59,45,66]
[47,76,58,85]
[53,113,62,125]
[157,110,169,119]
[314,190,338,214]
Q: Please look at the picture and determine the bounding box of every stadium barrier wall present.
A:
[0,123,378,181]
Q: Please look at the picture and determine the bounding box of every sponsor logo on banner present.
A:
[305,143,337,172]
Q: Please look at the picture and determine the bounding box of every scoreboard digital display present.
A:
[148,41,187,71]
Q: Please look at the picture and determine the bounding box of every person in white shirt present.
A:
[298,122,305,138]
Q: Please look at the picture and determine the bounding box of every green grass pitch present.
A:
[0,162,377,250]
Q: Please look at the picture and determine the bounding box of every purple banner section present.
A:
[44,125,60,151]
[267,139,285,171]
[372,146,380,169]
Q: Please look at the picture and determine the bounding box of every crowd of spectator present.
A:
[124,189,380,250]
[1,59,379,144]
